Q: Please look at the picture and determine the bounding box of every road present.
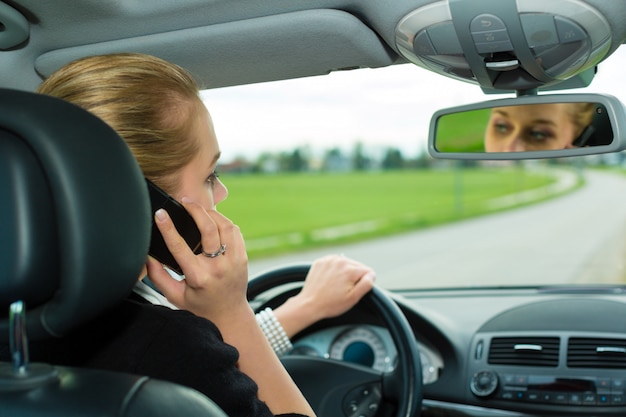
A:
[248,170,626,289]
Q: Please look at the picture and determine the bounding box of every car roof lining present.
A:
[2,0,626,91]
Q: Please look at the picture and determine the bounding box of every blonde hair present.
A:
[37,53,205,193]
[567,102,595,138]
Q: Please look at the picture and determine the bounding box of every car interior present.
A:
[2,1,626,417]
[0,89,227,417]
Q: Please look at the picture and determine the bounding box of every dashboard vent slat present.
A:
[488,337,559,367]
[567,338,626,369]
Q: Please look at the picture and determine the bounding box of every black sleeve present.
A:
[133,306,276,417]
[20,299,276,417]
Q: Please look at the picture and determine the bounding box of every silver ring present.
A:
[202,244,227,258]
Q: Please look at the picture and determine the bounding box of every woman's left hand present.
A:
[273,254,376,338]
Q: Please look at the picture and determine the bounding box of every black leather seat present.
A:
[0,88,226,417]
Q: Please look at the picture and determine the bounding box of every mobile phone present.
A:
[146,179,202,275]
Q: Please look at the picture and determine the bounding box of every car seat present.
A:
[0,88,226,417]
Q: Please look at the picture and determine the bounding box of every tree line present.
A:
[221,142,433,174]
[220,141,626,174]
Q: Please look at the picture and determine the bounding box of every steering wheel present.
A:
[247,264,422,417]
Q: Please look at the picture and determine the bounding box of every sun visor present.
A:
[35,9,397,88]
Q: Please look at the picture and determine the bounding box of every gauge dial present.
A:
[329,326,390,372]
[419,350,438,385]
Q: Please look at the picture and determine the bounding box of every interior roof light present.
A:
[395,0,612,93]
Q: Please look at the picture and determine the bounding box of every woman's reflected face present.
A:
[484,104,578,152]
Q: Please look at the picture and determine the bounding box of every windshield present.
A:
[200,49,626,291]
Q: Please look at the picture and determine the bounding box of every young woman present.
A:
[484,102,595,152]
[32,52,376,417]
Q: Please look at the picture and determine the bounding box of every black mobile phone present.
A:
[146,179,202,275]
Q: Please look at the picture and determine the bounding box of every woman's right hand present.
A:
[146,200,317,416]
[145,199,250,326]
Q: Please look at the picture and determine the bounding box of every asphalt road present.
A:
[248,170,626,289]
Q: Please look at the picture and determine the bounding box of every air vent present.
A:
[488,337,559,367]
[567,338,626,369]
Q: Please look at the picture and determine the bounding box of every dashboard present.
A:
[288,324,443,385]
[285,288,626,417]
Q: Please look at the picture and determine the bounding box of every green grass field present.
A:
[435,109,491,152]
[218,166,579,258]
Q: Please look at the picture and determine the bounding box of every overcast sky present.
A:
[201,47,626,163]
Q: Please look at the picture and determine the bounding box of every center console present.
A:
[468,332,626,414]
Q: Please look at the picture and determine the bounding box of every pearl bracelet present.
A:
[255,307,293,356]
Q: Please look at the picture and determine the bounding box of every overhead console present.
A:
[395,0,614,92]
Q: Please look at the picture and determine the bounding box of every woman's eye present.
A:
[206,171,220,185]
[526,129,552,142]
[492,122,510,135]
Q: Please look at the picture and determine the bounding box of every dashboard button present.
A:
[569,393,582,405]
[500,390,525,401]
[612,394,624,405]
[501,374,515,386]
[500,390,515,400]
[513,375,528,386]
[596,378,611,392]
[553,393,569,404]
[582,393,597,405]
[526,391,540,402]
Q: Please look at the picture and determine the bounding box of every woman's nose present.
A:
[504,134,525,152]
[213,179,228,206]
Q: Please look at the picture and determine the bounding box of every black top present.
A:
[0,295,307,417]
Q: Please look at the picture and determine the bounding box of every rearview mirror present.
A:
[428,93,626,160]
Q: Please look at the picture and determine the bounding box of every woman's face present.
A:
[171,106,228,210]
[484,104,578,152]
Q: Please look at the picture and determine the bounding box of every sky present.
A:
[200,47,626,164]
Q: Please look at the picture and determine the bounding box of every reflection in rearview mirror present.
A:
[435,103,611,153]
[486,103,603,151]
[429,94,626,160]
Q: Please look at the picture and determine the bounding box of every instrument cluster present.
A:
[289,324,443,384]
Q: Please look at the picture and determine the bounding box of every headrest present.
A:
[0,88,151,341]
